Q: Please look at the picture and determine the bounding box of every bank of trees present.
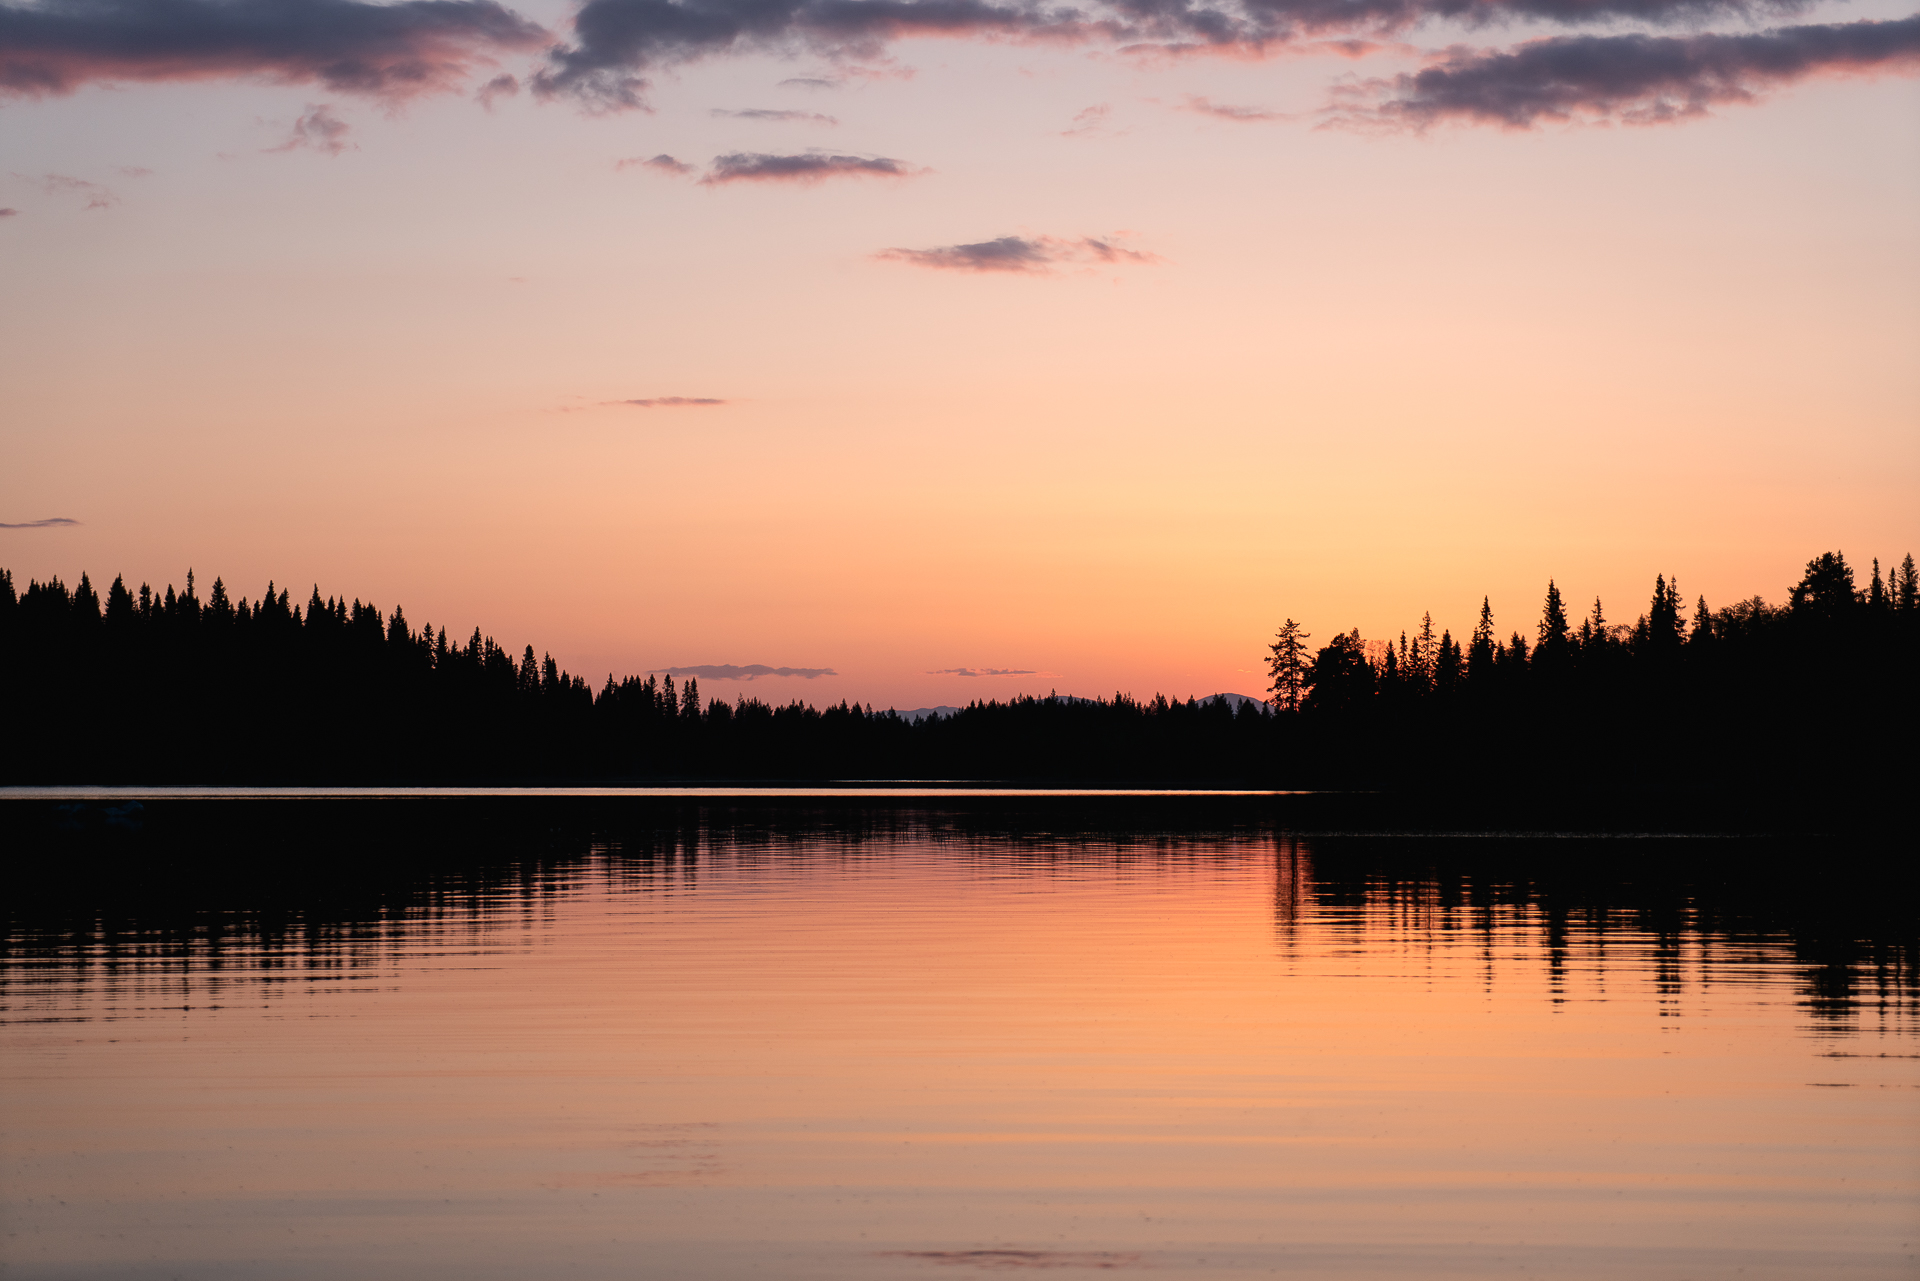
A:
[1264,551,1918,803]
[0,571,1266,782]
[1,550,1912,798]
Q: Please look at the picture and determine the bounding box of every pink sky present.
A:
[2,0,1916,708]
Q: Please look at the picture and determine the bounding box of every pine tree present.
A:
[1412,612,1437,689]
[1646,574,1684,653]
[1266,618,1312,712]
[1535,581,1570,665]
[1467,597,1496,684]
[105,575,135,627]
[1791,552,1857,621]
[1689,595,1713,645]
[1898,554,1919,612]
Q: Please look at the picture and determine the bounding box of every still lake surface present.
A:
[3,807,1915,1279]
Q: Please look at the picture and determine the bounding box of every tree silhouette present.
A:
[1267,619,1311,712]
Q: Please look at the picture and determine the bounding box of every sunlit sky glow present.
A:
[3,0,1916,707]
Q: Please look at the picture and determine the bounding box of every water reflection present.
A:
[10,825,1909,1039]
[3,816,1916,1281]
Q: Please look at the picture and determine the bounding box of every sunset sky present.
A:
[2,0,1916,708]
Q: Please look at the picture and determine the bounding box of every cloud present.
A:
[1060,102,1114,136]
[0,207,16,217]
[31,172,117,207]
[0,0,550,102]
[1183,93,1288,120]
[663,664,836,679]
[266,103,352,153]
[778,76,838,89]
[877,233,1158,274]
[603,395,726,405]
[700,151,920,184]
[1325,14,1920,130]
[927,667,1039,677]
[0,516,80,528]
[616,152,695,174]
[528,0,1811,111]
[712,106,837,122]
[476,70,517,106]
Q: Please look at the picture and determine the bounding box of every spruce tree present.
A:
[1535,581,1570,666]
[1467,597,1496,683]
[1266,619,1312,712]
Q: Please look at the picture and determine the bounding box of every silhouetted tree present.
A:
[1266,619,1311,712]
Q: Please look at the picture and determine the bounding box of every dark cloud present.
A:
[878,233,1157,273]
[0,0,548,101]
[927,667,1039,676]
[1183,93,1287,119]
[700,151,919,184]
[266,103,352,153]
[778,75,838,88]
[530,0,1811,110]
[476,70,518,105]
[0,516,80,528]
[712,106,838,122]
[604,395,726,405]
[615,152,695,173]
[1327,14,1920,129]
[663,664,837,679]
[0,207,16,216]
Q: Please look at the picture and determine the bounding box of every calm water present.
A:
[3,818,1916,1279]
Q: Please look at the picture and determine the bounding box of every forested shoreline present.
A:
[2,552,1913,807]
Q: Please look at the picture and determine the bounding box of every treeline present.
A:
[0,572,1268,782]
[0,552,1914,803]
[1266,551,1918,804]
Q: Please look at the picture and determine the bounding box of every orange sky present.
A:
[2,6,1916,708]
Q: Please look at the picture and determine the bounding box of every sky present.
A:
[2,0,1917,709]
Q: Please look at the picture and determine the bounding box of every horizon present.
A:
[3,0,1916,711]
[0,547,1906,708]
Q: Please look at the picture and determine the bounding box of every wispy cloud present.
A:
[0,516,80,528]
[0,208,17,217]
[1324,15,1920,130]
[616,153,695,174]
[266,104,352,154]
[884,1252,1141,1269]
[700,152,921,184]
[1183,94,1288,120]
[0,0,549,102]
[878,234,1158,274]
[1061,103,1115,137]
[663,664,836,679]
[777,76,839,90]
[927,667,1039,677]
[30,173,117,208]
[712,107,837,123]
[603,396,726,406]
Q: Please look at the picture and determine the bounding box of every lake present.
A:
[3,801,1914,1279]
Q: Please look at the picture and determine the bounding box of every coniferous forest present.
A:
[2,553,1914,815]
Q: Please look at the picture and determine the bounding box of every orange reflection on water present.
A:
[3,832,1915,1280]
